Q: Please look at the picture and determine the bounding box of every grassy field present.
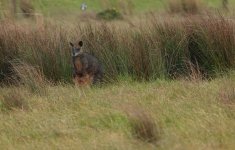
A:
[0,0,235,149]
[0,75,235,149]
[0,0,232,16]
[32,0,231,13]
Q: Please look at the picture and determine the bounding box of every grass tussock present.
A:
[12,62,49,95]
[124,106,160,143]
[0,15,235,84]
[0,21,71,84]
[1,89,28,111]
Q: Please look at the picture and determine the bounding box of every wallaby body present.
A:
[70,41,103,86]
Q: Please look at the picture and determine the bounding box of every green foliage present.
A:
[0,0,232,19]
[97,8,123,20]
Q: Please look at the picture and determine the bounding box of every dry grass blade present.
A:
[219,81,235,107]
[1,89,28,111]
[11,62,48,95]
[186,61,204,81]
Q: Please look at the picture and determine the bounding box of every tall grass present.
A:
[168,0,201,14]
[12,61,48,95]
[0,15,234,84]
[0,21,71,83]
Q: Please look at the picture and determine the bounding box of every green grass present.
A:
[0,3,235,148]
[33,0,164,12]
[0,76,235,149]
[1,0,234,17]
[31,0,165,16]
[30,0,233,15]
[1,0,234,19]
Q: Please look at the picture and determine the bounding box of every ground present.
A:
[0,0,235,149]
[0,76,235,150]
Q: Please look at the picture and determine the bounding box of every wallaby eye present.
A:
[78,41,83,47]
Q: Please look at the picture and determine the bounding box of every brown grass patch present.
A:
[1,89,28,111]
[123,105,160,143]
[218,81,235,108]
[12,62,49,95]
[20,0,35,18]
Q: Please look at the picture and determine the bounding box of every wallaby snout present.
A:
[70,41,83,57]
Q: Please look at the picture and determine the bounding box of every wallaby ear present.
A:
[78,41,83,47]
[69,42,74,47]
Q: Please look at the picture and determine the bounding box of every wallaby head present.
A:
[70,41,83,57]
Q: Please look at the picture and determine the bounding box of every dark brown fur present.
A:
[70,41,103,87]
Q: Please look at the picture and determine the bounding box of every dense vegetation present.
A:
[0,0,235,150]
[0,15,234,84]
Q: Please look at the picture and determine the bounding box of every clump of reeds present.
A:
[12,61,48,95]
[0,15,234,84]
[0,21,72,84]
[0,21,25,83]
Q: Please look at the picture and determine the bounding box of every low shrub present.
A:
[97,8,123,20]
